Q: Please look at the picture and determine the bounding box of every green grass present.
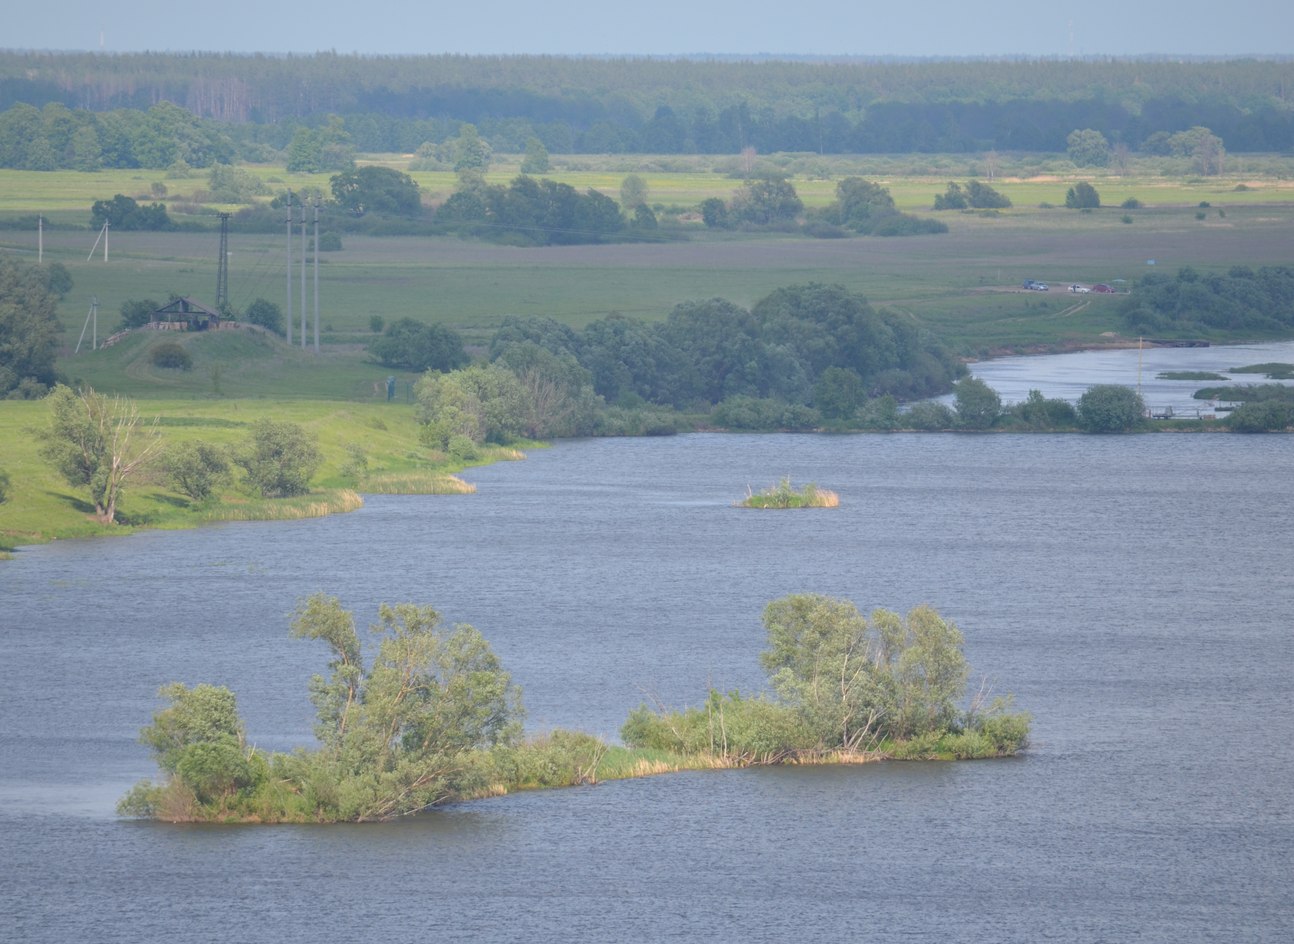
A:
[5,158,1294,363]
[0,395,510,555]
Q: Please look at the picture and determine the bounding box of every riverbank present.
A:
[0,397,524,557]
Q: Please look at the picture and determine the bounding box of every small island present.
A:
[119,592,1030,823]
[739,477,840,509]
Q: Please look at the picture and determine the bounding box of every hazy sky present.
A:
[5,0,1291,58]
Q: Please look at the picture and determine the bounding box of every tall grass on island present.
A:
[119,592,1029,824]
[739,476,840,508]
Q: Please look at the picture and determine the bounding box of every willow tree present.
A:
[41,384,162,524]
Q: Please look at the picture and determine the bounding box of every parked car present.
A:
[1069,283,1090,293]
[1091,283,1114,293]
[1028,281,1049,291]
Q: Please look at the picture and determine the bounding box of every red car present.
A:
[1091,283,1115,293]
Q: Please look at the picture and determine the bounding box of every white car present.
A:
[1069,283,1090,293]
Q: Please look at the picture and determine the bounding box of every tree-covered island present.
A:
[119,592,1029,823]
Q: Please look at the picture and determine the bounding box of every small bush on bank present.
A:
[151,342,192,370]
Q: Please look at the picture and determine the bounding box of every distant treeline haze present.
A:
[1,53,1293,166]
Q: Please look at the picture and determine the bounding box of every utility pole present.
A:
[313,203,320,353]
[75,296,98,353]
[300,202,307,349]
[285,192,293,346]
[37,215,43,263]
[216,213,231,311]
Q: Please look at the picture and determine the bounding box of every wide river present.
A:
[3,366,1293,941]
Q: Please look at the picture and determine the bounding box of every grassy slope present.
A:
[0,389,517,555]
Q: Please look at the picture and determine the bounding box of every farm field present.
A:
[3,156,1294,384]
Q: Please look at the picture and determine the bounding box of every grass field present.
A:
[11,193,1293,360]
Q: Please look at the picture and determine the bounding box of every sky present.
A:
[5,0,1292,58]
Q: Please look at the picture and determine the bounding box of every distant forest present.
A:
[1,52,1293,164]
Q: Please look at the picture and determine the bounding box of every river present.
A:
[966,338,1294,416]
[2,424,1292,942]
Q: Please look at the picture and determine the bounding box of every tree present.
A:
[0,256,63,397]
[416,364,529,446]
[90,193,172,230]
[451,123,492,175]
[619,174,649,209]
[40,385,162,524]
[1067,128,1111,167]
[0,468,10,504]
[118,298,160,330]
[729,175,802,225]
[520,136,550,174]
[760,595,969,748]
[368,318,468,372]
[699,196,730,228]
[330,166,421,216]
[235,419,321,497]
[964,180,1011,209]
[165,440,230,502]
[953,377,1002,429]
[933,182,968,210]
[243,298,283,335]
[1076,384,1145,432]
[1168,127,1225,175]
[1065,182,1101,209]
[291,594,523,821]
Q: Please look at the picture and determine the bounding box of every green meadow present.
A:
[5,154,1294,365]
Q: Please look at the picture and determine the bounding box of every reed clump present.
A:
[739,476,840,509]
[197,489,364,522]
[362,473,476,495]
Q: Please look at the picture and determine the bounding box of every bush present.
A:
[903,400,956,430]
[150,341,192,370]
[166,440,230,501]
[235,420,321,497]
[0,468,9,504]
[1121,197,1143,209]
[1011,389,1077,430]
[1226,400,1294,432]
[244,298,283,335]
[1077,384,1145,432]
[316,231,343,251]
[1065,182,1101,209]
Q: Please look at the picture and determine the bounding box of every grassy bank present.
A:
[0,395,517,556]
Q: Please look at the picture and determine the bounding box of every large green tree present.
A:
[331,166,421,216]
[729,175,803,225]
[0,256,64,397]
[291,595,523,820]
[1067,128,1111,167]
[953,377,1002,429]
[1077,384,1145,432]
[368,318,468,372]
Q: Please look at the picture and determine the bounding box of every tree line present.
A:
[2,54,1294,168]
[363,283,968,447]
[1120,265,1294,336]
